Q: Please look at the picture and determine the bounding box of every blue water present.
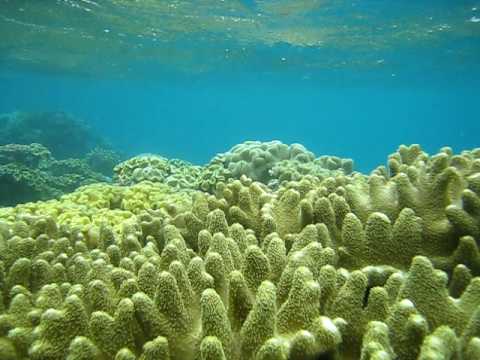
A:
[1,0,479,172]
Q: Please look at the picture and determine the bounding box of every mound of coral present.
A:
[114,155,205,191]
[0,112,106,160]
[114,154,232,194]
[86,147,123,178]
[211,141,353,187]
[115,141,353,193]
[0,144,479,360]
[0,143,114,206]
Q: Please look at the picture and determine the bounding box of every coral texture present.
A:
[115,141,353,193]
[0,112,104,159]
[114,154,231,194]
[0,144,111,206]
[86,147,123,178]
[0,144,52,168]
[0,144,478,360]
[211,140,317,183]
[114,155,204,190]
[209,140,353,189]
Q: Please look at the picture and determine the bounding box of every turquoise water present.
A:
[1,0,479,171]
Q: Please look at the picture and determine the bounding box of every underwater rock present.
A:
[0,144,479,360]
[0,111,105,159]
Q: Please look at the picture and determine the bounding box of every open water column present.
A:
[0,1,479,359]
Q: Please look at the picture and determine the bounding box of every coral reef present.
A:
[211,140,316,183]
[47,159,111,192]
[0,111,123,204]
[113,154,231,193]
[0,144,479,360]
[0,111,105,159]
[0,181,193,239]
[86,147,123,178]
[210,140,353,188]
[0,144,111,206]
[270,155,354,186]
[115,141,353,193]
[196,162,233,193]
[114,155,204,190]
[0,164,63,206]
[114,154,232,194]
[0,143,52,168]
[0,143,62,205]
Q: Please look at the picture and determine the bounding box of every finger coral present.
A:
[0,144,479,360]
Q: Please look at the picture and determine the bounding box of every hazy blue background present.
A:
[0,66,478,172]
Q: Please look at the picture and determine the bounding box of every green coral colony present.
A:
[0,140,480,360]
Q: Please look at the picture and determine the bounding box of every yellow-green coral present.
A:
[211,140,353,188]
[113,142,353,195]
[114,155,204,190]
[0,144,479,360]
[0,182,194,239]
